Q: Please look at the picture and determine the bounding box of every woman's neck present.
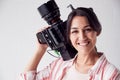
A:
[74,50,100,74]
[76,51,99,65]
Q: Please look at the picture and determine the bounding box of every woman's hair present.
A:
[66,7,102,44]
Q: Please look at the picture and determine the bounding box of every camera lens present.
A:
[38,0,60,25]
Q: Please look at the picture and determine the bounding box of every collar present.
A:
[64,52,106,74]
[89,53,107,74]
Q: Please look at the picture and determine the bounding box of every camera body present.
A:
[37,0,77,61]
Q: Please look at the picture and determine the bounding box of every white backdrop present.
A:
[0,0,120,80]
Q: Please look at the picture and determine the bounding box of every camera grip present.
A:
[36,32,46,44]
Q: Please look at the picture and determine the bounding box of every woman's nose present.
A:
[78,31,87,40]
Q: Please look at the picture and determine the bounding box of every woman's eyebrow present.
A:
[71,25,90,29]
[84,25,91,28]
[71,27,79,29]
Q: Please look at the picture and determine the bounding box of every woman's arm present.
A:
[24,27,48,72]
[24,44,47,72]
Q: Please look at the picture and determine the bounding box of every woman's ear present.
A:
[96,28,102,36]
[97,31,101,36]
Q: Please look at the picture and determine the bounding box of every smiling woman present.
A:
[0,0,120,80]
[19,7,120,80]
[69,16,97,54]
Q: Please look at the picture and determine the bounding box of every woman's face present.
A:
[70,16,97,54]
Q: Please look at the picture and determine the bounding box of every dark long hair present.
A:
[66,7,102,45]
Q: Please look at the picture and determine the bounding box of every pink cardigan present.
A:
[19,53,120,80]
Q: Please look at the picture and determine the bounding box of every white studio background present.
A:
[0,0,120,80]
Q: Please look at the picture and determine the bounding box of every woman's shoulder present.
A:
[106,61,120,73]
[98,52,119,71]
[102,58,120,79]
[96,53,120,79]
[106,62,119,72]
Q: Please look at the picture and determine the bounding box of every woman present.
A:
[19,7,120,80]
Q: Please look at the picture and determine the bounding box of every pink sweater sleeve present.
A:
[19,71,37,80]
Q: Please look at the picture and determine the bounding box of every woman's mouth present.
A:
[77,41,90,46]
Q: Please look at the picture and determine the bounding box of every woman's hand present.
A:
[36,26,49,54]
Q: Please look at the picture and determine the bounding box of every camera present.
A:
[37,0,77,61]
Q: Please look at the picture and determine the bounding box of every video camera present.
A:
[37,0,77,61]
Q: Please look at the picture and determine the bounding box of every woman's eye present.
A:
[71,30,78,34]
[84,28,93,32]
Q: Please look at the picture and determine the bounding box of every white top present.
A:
[62,64,89,80]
